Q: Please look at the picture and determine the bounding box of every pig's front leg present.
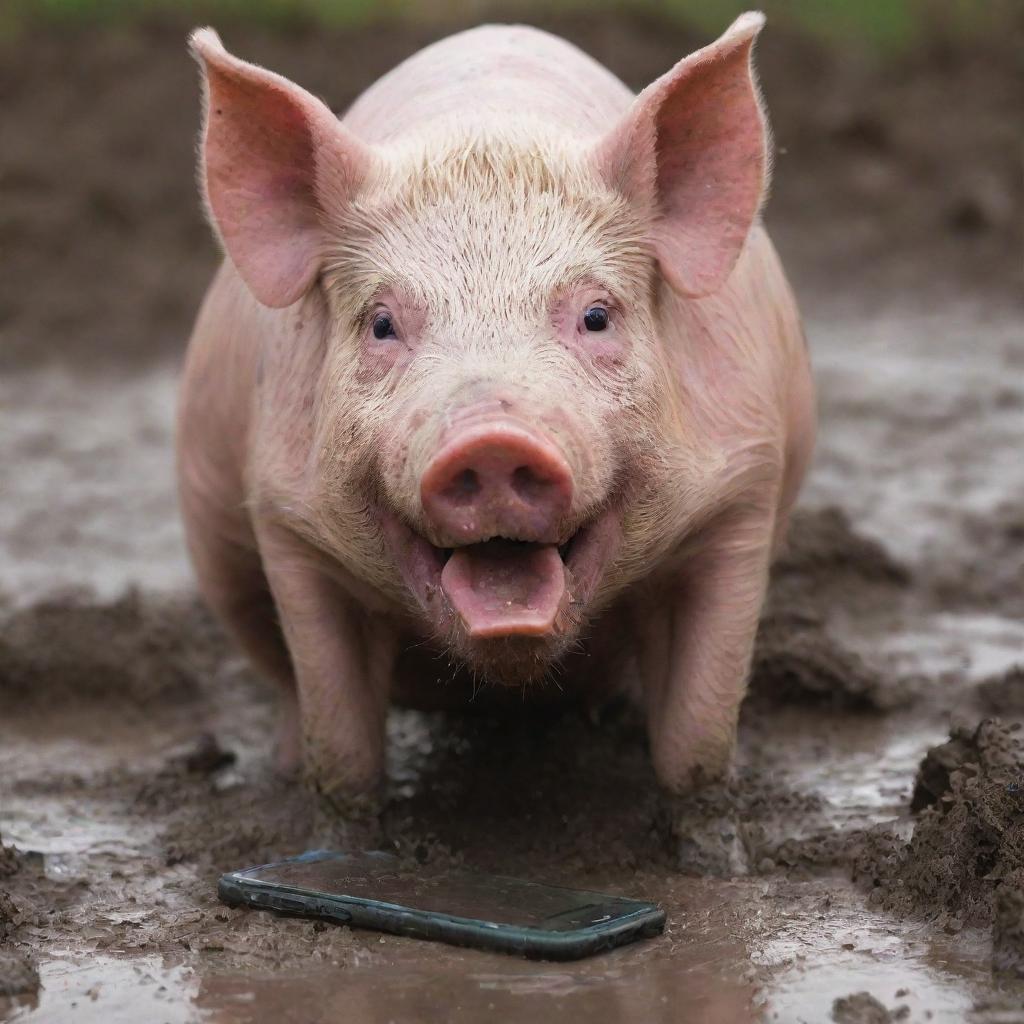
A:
[256,523,394,814]
[642,507,775,874]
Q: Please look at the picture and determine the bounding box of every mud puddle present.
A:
[3,602,1024,1022]
[2,957,198,1024]
[3,296,1024,1024]
[5,301,1024,1021]
[0,911,1003,1024]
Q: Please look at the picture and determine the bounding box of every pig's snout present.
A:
[420,426,573,544]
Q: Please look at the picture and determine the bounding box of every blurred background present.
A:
[1,0,1020,372]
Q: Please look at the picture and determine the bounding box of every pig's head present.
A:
[191,14,768,685]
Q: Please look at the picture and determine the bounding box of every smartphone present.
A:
[218,849,665,960]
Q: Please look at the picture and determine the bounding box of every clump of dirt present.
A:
[0,589,230,707]
[856,719,1024,936]
[773,507,911,590]
[751,610,896,710]
[994,886,1024,978]
[0,951,39,998]
[0,893,17,943]
[832,991,907,1024]
[173,731,238,776]
[165,907,363,969]
[0,832,26,943]
[749,507,912,710]
[929,504,1024,619]
[908,716,1024,812]
[762,717,1024,967]
[655,744,833,876]
[0,836,21,880]
[977,666,1024,717]
[757,828,861,875]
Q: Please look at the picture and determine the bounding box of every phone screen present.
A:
[238,852,646,932]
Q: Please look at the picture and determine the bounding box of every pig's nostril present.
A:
[511,465,553,504]
[445,468,481,505]
[421,428,573,541]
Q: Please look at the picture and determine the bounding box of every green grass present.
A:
[2,0,1014,50]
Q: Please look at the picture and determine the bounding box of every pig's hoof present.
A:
[659,783,750,877]
[674,816,749,876]
[310,790,383,851]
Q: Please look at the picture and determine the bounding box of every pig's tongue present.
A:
[440,541,567,638]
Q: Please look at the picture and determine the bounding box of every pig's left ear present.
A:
[594,12,769,298]
[190,28,376,308]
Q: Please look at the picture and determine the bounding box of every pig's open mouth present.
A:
[439,538,569,638]
[382,510,621,676]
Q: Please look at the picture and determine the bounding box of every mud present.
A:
[0,839,20,883]
[751,507,915,711]
[0,590,225,706]
[855,720,1024,948]
[929,505,1024,620]
[994,886,1024,980]
[751,606,900,711]
[978,667,1024,718]
[0,952,38,999]
[773,507,911,592]
[765,715,1024,976]
[832,991,908,1024]
[3,7,1024,1024]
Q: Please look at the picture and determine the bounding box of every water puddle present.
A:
[3,886,1014,1024]
[0,955,198,1024]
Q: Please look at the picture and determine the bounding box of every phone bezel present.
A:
[218,850,666,961]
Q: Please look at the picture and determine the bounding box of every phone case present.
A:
[218,851,665,961]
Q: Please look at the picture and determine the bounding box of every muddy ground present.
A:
[2,8,1024,1023]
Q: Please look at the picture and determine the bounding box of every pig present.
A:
[177,13,815,811]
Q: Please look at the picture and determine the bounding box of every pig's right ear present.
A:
[190,29,376,308]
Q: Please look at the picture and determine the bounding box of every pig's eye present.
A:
[372,312,396,340]
[583,306,609,332]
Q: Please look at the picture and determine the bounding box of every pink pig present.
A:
[178,13,815,805]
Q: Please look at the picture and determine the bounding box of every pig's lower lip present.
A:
[381,509,621,644]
